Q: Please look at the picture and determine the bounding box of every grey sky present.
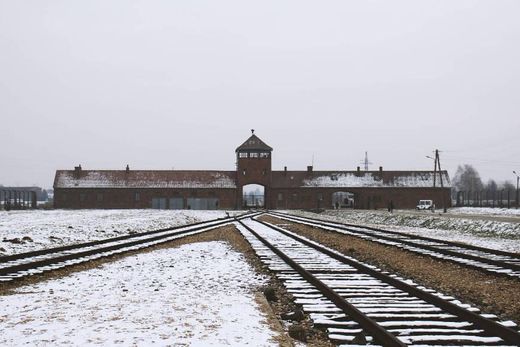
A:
[1,0,519,188]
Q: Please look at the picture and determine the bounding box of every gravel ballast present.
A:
[260,214,520,324]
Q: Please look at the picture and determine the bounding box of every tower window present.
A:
[239,152,248,158]
[260,152,270,158]
[250,152,258,158]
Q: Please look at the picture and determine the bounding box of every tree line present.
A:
[451,164,516,193]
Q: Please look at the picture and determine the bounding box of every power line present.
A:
[441,155,520,166]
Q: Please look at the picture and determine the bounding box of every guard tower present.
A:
[236,130,273,208]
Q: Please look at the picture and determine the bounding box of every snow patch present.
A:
[0,242,277,346]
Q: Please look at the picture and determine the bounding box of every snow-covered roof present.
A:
[54,170,237,189]
[272,171,451,188]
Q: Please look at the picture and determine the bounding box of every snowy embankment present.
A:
[449,207,520,217]
[0,210,241,256]
[288,209,520,253]
[0,241,277,346]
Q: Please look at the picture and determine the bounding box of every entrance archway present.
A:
[332,191,354,209]
[242,184,265,208]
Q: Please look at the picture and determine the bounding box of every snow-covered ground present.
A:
[0,241,277,346]
[449,207,520,217]
[0,210,242,256]
[288,210,520,253]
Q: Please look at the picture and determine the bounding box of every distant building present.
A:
[53,132,451,210]
[0,186,45,209]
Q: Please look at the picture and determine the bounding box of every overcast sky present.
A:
[1,1,519,188]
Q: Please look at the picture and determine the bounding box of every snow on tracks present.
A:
[0,210,238,255]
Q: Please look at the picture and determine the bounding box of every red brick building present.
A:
[53,132,451,210]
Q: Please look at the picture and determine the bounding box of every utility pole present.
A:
[427,149,446,212]
[435,150,447,213]
[435,150,444,189]
[433,150,438,187]
[514,171,519,209]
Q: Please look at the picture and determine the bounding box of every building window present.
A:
[243,169,246,176]
[239,152,248,158]
[62,194,67,201]
[250,152,258,158]
[80,193,86,202]
[262,169,266,176]
[97,193,103,202]
[134,192,140,201]
[317,193,323,201]
[278,193,283,201]
[292,193,298,201]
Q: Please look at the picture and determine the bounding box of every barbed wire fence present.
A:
[453,189,519,208]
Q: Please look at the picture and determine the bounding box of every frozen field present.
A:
[0,241,277,346]
[0,210,242,256]
[289,209,520,253]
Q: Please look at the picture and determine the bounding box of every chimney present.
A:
[356,166,360,176]
[307,166,313,174]
[379,166,383,174]
[74,165,82,178]
[126,164,130,173]
[284,166,287,176]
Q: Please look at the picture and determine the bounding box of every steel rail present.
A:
[271,211,520,259]
[237,218,407,347]
[0,212,259,278]
[254,216,520,346]
[270,212,520,274]
[1,211,261,264]
[0,214,251,264]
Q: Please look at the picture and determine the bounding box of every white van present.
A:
[416,200,434,211]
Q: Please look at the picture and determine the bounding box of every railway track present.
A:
[236,216,520,346]
[0,212,258,283]
[268,211,520,280]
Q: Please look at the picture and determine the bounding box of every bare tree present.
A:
[500,180,515,191]
[485,179,498,193]
[452,164,484,192]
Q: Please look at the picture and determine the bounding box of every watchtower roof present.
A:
[235,133,273,152]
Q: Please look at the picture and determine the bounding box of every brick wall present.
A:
[236,156,272,209]
[267,187,452,210]
[54,188,237,209]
